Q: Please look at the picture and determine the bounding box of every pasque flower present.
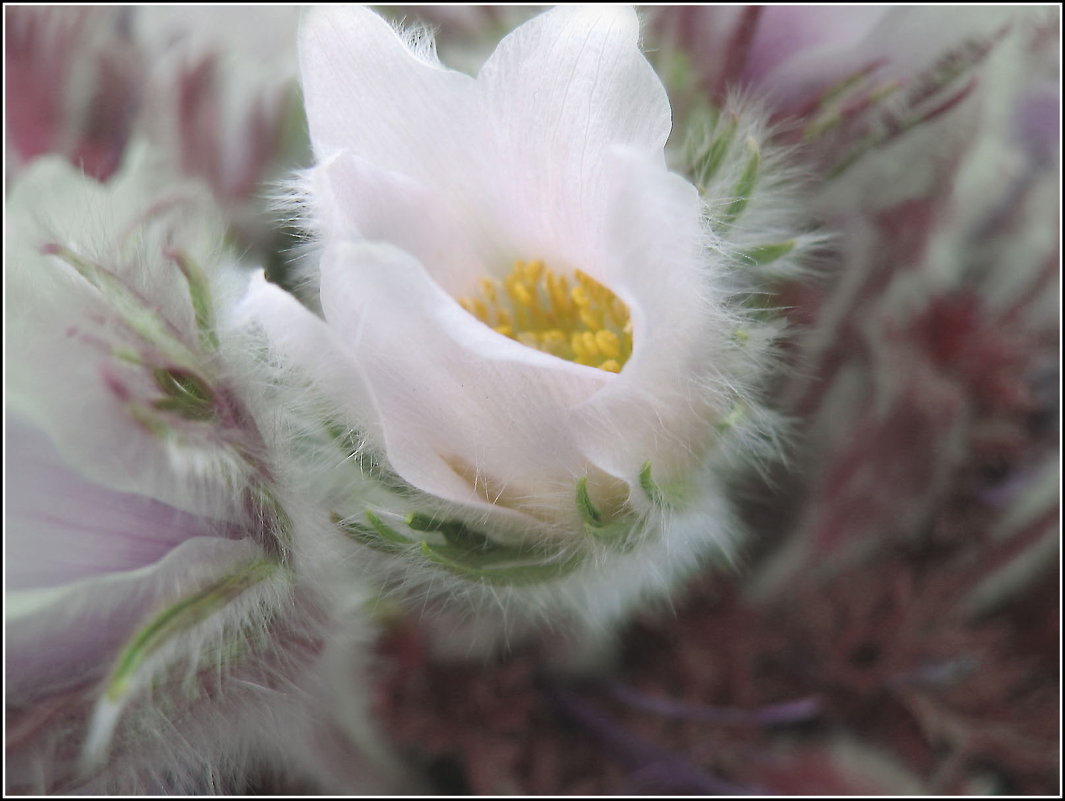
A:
[6,6,1055,794]
[4,153,401,793]
[245,5,801,660]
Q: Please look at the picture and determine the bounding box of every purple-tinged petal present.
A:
[5,416,234,591]
[6,535,262,704]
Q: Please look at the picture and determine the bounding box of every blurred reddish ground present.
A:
[372,530,1057,794]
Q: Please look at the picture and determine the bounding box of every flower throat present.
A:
[459,260,633,373]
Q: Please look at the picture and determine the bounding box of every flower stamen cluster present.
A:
[458,259,633,372]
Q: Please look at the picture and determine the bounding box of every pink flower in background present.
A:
[133,6,304,205]
[4,5,305,257]
[5,415,287,792]
[5,6,141,181]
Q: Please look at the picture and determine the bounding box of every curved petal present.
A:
[235,270,383,440]
[299,5,480,184]
[574,149,728,483]
[6,536,262,704]
[318,240,609,520]
[314,151,486,296]
[5,416,232,592]
[476,6,673,260]
[478,5,671,171]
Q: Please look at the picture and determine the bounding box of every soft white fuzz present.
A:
[243,6,811,664]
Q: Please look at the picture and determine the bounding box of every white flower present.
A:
[245,6,794,661]
[4,153,398,793]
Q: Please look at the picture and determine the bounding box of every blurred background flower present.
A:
[3,149,403,795]
[5,6,141,183]
[4,5,308,263]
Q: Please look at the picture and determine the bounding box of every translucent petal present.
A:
[318,240,609,521]
[476,6,673,259]
[6,536,261,703]
[5,416,233,592]
[572,149,726,483]
[314,152,485,297]
[299,5,479,182]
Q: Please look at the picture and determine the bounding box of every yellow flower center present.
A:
[458,260,633,372]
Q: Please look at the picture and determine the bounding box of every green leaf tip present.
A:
[419,541,583,586]
[367,511,415,545]
[716,402,749,432]
[167,249,219,351]
[576,476,603,527]
[405,511,445,533]
[106,559,277,701]
[151,366,215,421]
[405,512,501,550]
[639,461,689,509]
[336,510,414,553]
[576,476,636,546]
[639,461,664,505]
[720,136,761,226]
[738,240,796,267]
[692,112,739,190]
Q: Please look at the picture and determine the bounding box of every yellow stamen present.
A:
[478,277,498,302]
[595,329,620,359]
[579,308,603,331]
[457,259,633,373]
[581,331,599,358]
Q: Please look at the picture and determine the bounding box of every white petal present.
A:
[5,416,228,592]
[299,6,479,182]
[314,152,485,296]
[476,5,672,255]
[318,241,608,519]
[480,6,670,159]
[236,270,382,439]
[574,148,727,483]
